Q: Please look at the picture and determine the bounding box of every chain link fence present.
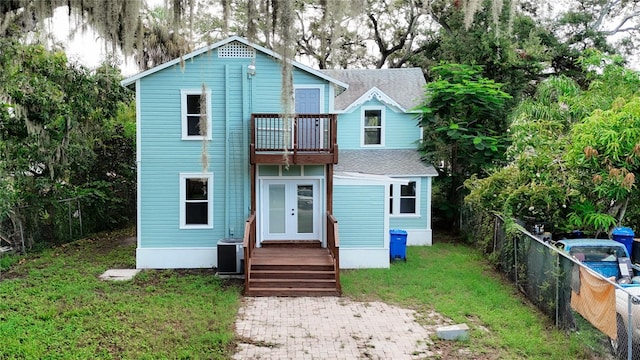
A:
[1,191,134,253]
[461,207,640,360]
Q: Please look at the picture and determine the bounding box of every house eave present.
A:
[120,36,349,92]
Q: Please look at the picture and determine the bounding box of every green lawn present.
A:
[0,228,607,359]
[0,228,241,359]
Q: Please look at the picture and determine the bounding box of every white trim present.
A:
[406,229,432,246]
[179,173,214,229]
[121,36,349,91]
[294,85,325,113]
[258,178,322,241]
[328,83,336,112]
[426,176,432,232]
[340,248,390,269]
[334,172,410,185]
[181,89,212,140]
[344,87,406,113]
[389,178,421,217]
[137,247,217,269]
[360,105,385,147]
[136,80,142,249]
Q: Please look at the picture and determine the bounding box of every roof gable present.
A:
[321,68,426,112]
[342,86,405,113]
[121,36,348,90]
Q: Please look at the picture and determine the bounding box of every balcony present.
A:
[250,113,338,165]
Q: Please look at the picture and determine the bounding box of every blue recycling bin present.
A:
[390,229,408,261]
[612,226,635,257]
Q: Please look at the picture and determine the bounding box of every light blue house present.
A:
[323,68,438,268]
[121,36,436,295]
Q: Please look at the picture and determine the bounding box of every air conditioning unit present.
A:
[217,238,244,275]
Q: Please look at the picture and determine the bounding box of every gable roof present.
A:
[320,68,426,113]
[335,149,438,177]
[121,36,348,91]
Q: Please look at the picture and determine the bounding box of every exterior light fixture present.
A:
[247,60,256,77]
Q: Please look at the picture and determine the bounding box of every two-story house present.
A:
[121,36,436,296]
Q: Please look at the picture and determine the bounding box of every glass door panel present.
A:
[268,184,286,234]
[297,185,313,233]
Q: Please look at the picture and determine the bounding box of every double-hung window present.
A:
[362,107,384,146]
[181,89,212,140]
[389,179,419,216]
[180,173,214,229]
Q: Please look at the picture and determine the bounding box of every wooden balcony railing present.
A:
[250,114,338,165]
[326,212,341,295]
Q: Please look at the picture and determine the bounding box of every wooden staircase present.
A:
[244,243,340,297]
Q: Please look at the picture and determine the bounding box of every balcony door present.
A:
[261,179,320,241]
[295,88,322,150]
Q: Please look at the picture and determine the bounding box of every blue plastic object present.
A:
[390,229,408,261]
[612,226,635,257]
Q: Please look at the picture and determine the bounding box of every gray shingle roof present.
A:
[321,68,426,111]
[335,149,438,177]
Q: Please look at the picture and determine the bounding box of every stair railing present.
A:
[243,212,256,294]
[326,212,341,294]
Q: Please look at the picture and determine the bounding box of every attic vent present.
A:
[218,42,256,58]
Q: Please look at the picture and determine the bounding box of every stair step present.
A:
[245,287,340,297]
[249,278,336,288]
[244,246,340,297]
[251,264,334,271]
[251,270,336,279]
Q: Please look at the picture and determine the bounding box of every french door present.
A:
[261,179,320,241]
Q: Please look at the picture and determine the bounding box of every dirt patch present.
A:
[432,230,466,244]
[173,268,217,276]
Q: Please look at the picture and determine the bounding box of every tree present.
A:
[553,0,640,56]
[465,52,640,235]
[418,63,512,229]
[0,0,143,56]
[465,76,582,231]
[365,0,438,68]
[414,0,554,103]
[134,5,193,70]
[0,39,134,247]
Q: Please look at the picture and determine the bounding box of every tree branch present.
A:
[600,10,640,35]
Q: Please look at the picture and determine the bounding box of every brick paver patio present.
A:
[233,297,448,359]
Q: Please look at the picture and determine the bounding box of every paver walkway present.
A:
[233,296,449,359]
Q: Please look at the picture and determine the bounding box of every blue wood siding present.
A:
[389,177,429,230]
[333,185,385,248]
[138,47,330,248]
[338,98,420,150]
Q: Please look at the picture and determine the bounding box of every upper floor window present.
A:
[362,107,384,146]
[181,89,212,140]
[389,179,419,216]
[180,173,214,229]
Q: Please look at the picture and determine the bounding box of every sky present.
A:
[46,1,639,74]
[47,1,163,76]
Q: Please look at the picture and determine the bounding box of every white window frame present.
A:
[361,106,385,147]
[181,89,212,140]
[389,178,420,217]
[179,173,214,229]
